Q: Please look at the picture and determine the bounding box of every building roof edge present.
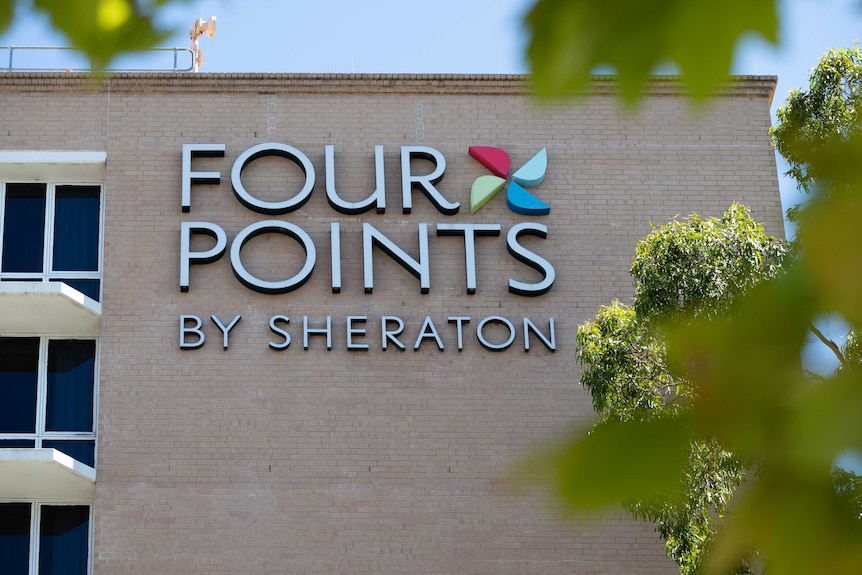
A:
[0,72,777,98]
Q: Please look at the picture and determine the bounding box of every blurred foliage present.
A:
[524,0,777,103]
[0,0,188,68]
[522,2,862,573]
[570,206,786,574]
[664,195,862,574]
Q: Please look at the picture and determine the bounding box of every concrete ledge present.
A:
[0,150,106,181]
[0,448,95,500]
[0,282,101,335]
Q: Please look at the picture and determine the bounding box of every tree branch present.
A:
[803,369,828,382]
[809,323,850,370]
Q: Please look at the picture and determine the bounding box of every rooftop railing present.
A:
[0,45,195,72]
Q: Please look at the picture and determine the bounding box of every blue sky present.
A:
[2,0,859,239]
[2,0,861,370]
[1,1,859,92]
[1,1,859,119]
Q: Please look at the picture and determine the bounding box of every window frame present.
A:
[0,336,99,469]
[0,500,94,575]
[0,181,104,302]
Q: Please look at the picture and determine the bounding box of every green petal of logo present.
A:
[468,147,550,215]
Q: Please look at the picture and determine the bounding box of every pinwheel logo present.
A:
[468,146,549,215]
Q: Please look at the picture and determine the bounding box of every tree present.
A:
[535,153,862,575]
[769,47,862,376]
[520,2,862,574]
[576,205,786,574]
[771,46,862,199]
[0,0,189,69]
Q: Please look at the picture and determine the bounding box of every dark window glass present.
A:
[0,337,39,433]
[39,506,89,575]
[42,441,95,468]
[0,502,31,575]
[50,279,101,302]
[45,340,95,433]
[0,439,35,448]
[2,183,46,273]
[52,186,100,272]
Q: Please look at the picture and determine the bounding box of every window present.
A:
[0,182,102,302]
[0,502,92,575]
[0,337,97,468]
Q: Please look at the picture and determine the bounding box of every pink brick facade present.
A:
[0,73,782,574]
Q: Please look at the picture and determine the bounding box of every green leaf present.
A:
[33,0,172,69]
[787,372,862,471]
[800,137,862,327]
[531,417,690,510]
[525,0,778,103]
[667,265,816,458]
[708,470,862,575]
[0,0,13,35]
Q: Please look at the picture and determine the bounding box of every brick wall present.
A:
[0,73,782,574]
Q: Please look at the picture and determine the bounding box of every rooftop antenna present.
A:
[189,16,217,72]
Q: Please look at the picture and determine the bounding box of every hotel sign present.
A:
[178,143,557,353]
